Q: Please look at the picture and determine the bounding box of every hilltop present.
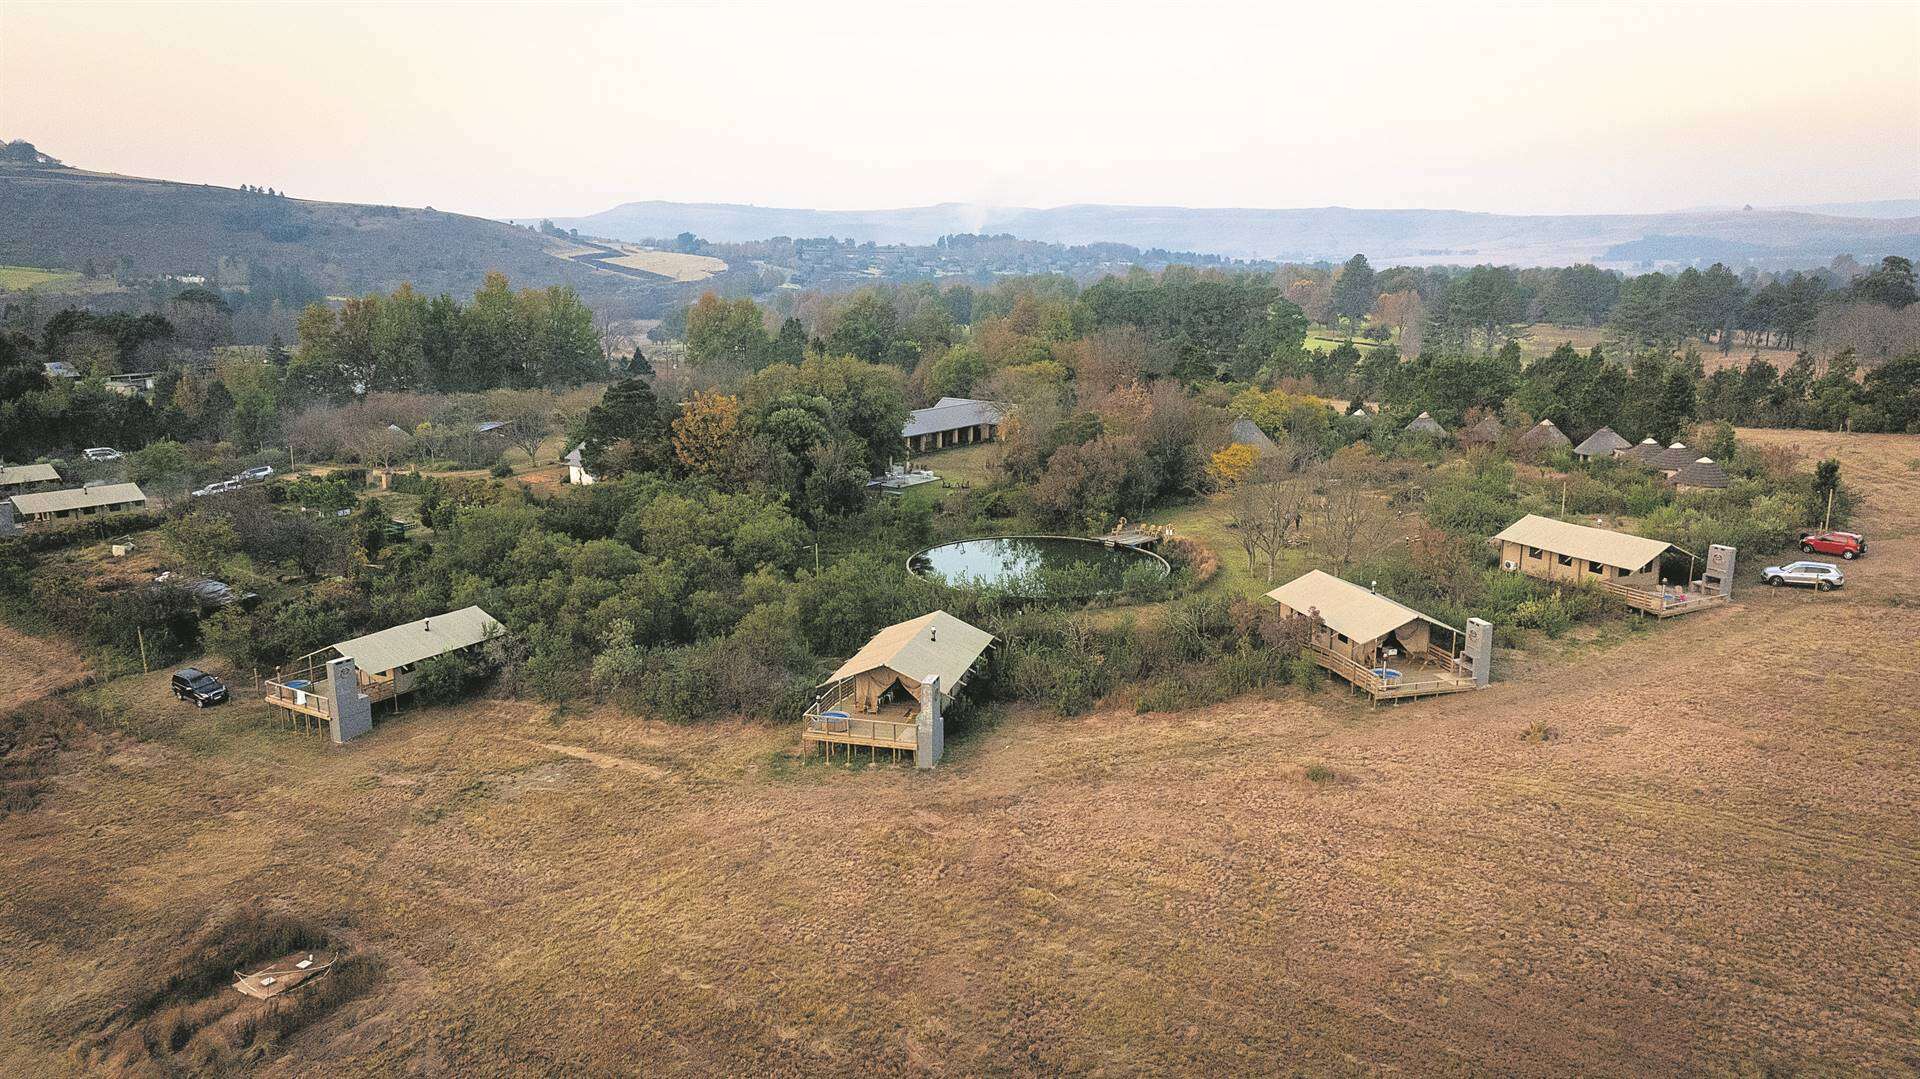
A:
[549,199,1920,269]
[0,157,718,317]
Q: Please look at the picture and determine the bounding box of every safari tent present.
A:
[5,482,147,525]
[902,398,1003,453]
[1492,514,1732,617]
[0,463,60,491]
[1266,570,1488,700]
[806,611,995,767]
[264,606,504,741]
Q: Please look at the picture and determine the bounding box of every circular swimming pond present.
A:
[909,535,1170,598]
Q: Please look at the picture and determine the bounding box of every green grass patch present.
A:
[0,264,81,289]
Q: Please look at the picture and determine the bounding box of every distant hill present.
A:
[0,160,712,316]
[549,200,1920,269]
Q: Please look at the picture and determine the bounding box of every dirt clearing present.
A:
[2,430,1917,1075]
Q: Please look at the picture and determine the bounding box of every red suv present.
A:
[1799,530,1866,559]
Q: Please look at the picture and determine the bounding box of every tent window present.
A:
[1526,546,1544,559]
[1587,561,1604,575]
[1556,553,1574,566]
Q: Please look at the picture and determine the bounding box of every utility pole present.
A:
[137,627,149,673]
[1824,487,1835,531]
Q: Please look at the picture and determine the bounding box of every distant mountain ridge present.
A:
[547,200,1920,268]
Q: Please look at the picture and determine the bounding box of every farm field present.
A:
[605,246,727,282]
[1517,321,1804,373]
[1,428,1916,1076]
[0,263,83,290]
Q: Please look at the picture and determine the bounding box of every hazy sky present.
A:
[4,1,1917,220]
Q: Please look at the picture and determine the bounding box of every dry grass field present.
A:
[2,428,1917,1075]
[1516,322,1804,374]
[605,246,727,283]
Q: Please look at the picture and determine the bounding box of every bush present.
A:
[490,460,513,477]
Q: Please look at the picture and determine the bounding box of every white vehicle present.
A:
[83,447,123,461]
[1761,560,1845,591]
[240,465,276,481]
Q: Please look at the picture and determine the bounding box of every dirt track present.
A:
[2,428,1917,1075]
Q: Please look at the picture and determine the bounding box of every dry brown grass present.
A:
[2,431,1917,1075]
[605,246,726,282]
[1517,322,1804,373]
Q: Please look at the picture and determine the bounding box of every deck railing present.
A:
[803,683,918,747]
[1596,579,1728,616]
[1306,642,1474,700]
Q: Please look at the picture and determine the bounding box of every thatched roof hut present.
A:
[1228,417,1280,456]
[1458,414,1504,448]
[1651,442,1695,472]
[1572,426,1631,458]
[1514,419,1572,453]
[1623,437,1664,466]
[1403,411,1447,437]
[1668,456,1731,490]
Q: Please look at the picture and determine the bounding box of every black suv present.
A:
[170,668,229,707]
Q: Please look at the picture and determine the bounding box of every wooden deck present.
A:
[263,673,397,723]
[1307,643,1479,702]
[801,684,918,758]
[1598,580,1731,618]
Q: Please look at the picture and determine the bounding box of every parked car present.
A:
[169,668,229,707]
[1799,530,1866,559]
[1761,561,1845,591]
[240,465,276,481]
[83,447,123,461]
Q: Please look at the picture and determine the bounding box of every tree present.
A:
[1208,443,1258,486]
[1315,446,1391,569]
[487,388,554,463]
[577,377,670,477]
[671,390,748,480]
[1330,254,1378,335]
[1850,256,1917,310]
[126,440,189,489]
[686,293,769,370]
[1441,266,1527,349]
[1228,452,1310,582]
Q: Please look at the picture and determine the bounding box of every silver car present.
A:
[1761,560,1845,591]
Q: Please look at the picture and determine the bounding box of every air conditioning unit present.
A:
[1502,560,1517,571]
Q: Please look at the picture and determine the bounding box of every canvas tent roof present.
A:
[1494,514,1672,571]
[1573,426,1631,457]
[330,606,502,675]
[1669,456,1731,489]
[1229,417,1279,455]
[1403,411,1447,436]
[8,483,146,516]
[1651,442,1694,471]
[0,463,59,487]
[902,398,1003,438]
[1266,570,1456,645]
[1458,415,1503,445]
[1515,419,1571,450]
[565,442,585,465]
[824,611,994,696]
